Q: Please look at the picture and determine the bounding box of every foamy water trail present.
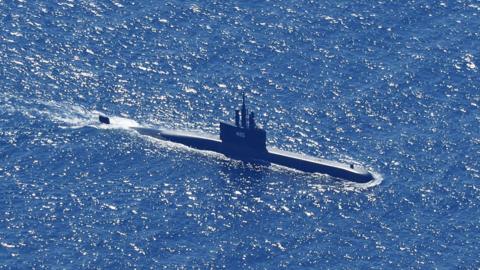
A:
[6,97,140,129]
[0,95,141,130]
[101,115,140,129]
[35,100,99,129]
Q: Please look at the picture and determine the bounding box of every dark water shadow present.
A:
[216,157,271,196]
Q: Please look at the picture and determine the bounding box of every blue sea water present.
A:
[1,0,479,268]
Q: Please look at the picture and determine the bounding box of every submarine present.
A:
[99,93,374,183]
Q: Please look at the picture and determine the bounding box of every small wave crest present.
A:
[342,170,384,191]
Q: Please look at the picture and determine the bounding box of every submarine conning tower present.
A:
[219,92,267,152]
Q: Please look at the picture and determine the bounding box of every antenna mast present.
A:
[241,90,247,128]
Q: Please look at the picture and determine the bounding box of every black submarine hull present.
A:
[99,116,374,183]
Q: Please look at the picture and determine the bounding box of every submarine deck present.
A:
[266,148,373,183]
[130,126,373,183]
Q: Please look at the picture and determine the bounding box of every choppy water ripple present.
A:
[1,0,479,268]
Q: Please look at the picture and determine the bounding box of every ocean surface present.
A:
[1,0,479,268]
